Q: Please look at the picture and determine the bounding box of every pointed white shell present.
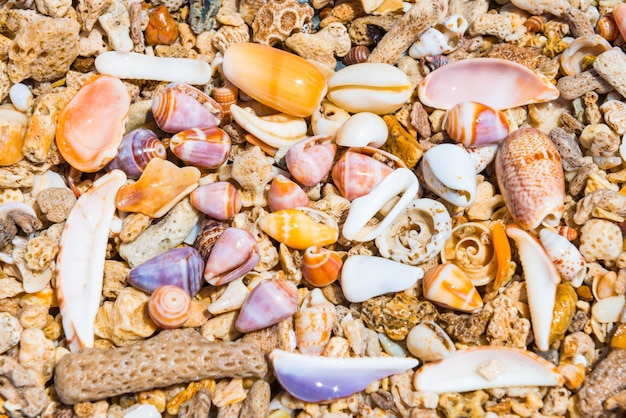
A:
[421,144,476,207]
[229,104,307,148]
[414,346,564,393]
[539,228,586,287]
[466,143,498,173]
[335,112,389,148]
[340,255,424,302]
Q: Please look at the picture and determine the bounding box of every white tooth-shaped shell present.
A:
[311,100,351,137]
[342,168,420,242]
[413,346,564,393]
[559,34,612,76]
[406,320,455,362]
[327,63,412,114]
[506,224,560,352]
[229,104,307,148]
[335,112,389,148]
[417,58,560,110]
[207,278,249,315]
[409,14,469,58]
[375,198,452,265]
[466,143,498,173]
[340,255,424,303]
[421,144,476,207]
[539,228,586,287]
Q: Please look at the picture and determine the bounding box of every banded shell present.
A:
[441,222,497,286]
[105,128,166,179]
[56,75,131,172]
[417,58,560,110]
[193,218,229,261]
[421,144,477,207]
[267,175,309,212]
[258,208,339,250]
[190,182,242,220]
[223,42,327,117]
[235,278,298,333]
[560,34,611,76]
[203,227,260,286]
[212,81,238,123]
[0,107,27,166]
[148,285,192,329]
[422,263,483,312]
[335,112,389,148]
[152,83,221,133]
[294,288,336,355]
[169,126,231,169]
[539,228,586,287]
[342,45,370,66]
[285,136,336,186]
[128,247,205,296]
[443,101,510,148]
[301,246,343,287]
[406,320,455,362]
[495,128,565,230]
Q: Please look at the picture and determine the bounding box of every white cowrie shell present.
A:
[335,112,388,148]
[230,104,307,148]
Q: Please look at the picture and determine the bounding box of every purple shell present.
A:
[128,247,205,296]
[203,227,260,286]
[235,279,298,333]
[105,129,166,179]
[152,83,221,133]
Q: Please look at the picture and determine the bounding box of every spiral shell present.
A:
[559,34,611,76]
[301,246,343,287]
[148,285,192,329]
[441,222,497,286]
[342,45,370,66]
[169,126,231,170]
[190,181,241,220]
[258,208,339,250]
[294,288,337,355]
[235,278,298,332]
[539,228,586,286]
[267,174,309,212]
[443,101,509,148]
[152,83,222,133]
[203,227,260,286]
[193,218,229,261]
[105,128,166,179]
[285,135,337,186]
[212,82,238,123]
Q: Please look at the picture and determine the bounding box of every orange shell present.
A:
[56,75,130,172]
[301,246,343,287]
[0,108,27,166]
[422,263,483,312]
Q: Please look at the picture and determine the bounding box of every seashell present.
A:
[495,128,565,230]
[230,104,308,149]
[613,2,626,41]
[406,320,455,362]
[342,45,370,66]
[148,285,192,329]
[506,224,560,352]
[270,349,418,403]
[331,147,404,201]
[0,107,27,166]
[105,128,166,179]
[203,227,260,286]
[235,278,298,332]
[258,208,339,250]
[116,158,200,218]
[491,222,511,290]
[600,99,626,135]
[342,168,420,242]
[152,83,221,133]
[169,126,231,170]
[123,405,161,418]
[596,13,619,42]
[441,222,497,286]
[555,225,578,241]
[443,101,510,148]
[422,263,483,312]
[335,112,388,148]
[421,144,477,207]
[145,5,179,46]
[466,143,498,174]
[301,246,343,287]
[311,100,351,138]
[56,170,127,352]
[592,295,625,323]
[408,14,469,59]
[190,182,241,220]
[294,288,337,355]
[223,42,327,117]
[413,346,564,393]
[592,270,620,300]
[9,83,33,112]
[285,135,337,186]
[417,58,560,110]
[539,228,586,287]
[193,218,229,261]
[212,81,238,123]
[340,255,424,303]
[559,34,611,76]
[128,247,205,297]
[207,278,249,315]
[326,63,412,114]
[549,283,577,346]
[267,175,309,212]
[56,75,131,172]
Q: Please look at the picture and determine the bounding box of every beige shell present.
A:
[495,128,565,230]
[560,34,611,76]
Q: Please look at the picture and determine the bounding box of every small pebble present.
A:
[9,83,33,112]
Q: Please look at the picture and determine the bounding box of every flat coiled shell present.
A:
[148,285,192,329]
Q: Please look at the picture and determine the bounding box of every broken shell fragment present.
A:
[148,285,192,329]
[421,144,477,207]
[335,112,389,148]
[422,263,483,312]
[235,278,298,333]
[340,255,424,303]
[559,34,611,76]
[0,107,27,166]
[56,75,131,172]
[417,58,560,110]
[190,181,242,220]
[105,129,166,179]
[223,43,327,117]
[152,83,221,133]
[301,246,343,287]
[406,320,456,362]
[311,100,351,137]
[203,227,260,286]
[285,135,337,186]
[267,175,309,212]
[270,349,418,403]
[169,126,231,170]
[408,14,469,59]
[443,101,510,148]
[258,209,339,250]
[229,104,308,149]
[414,346,564,393]
[539,228,586,287]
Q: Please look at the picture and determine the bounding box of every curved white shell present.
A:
[560,34,611,76]
[375,198,452,265]
[340,255,424,302]
[311,100,351,137]
[229,104,307,148]
[409,15,469,58]
[417,58,560,110]
[406,320,456,362]
[421,144,476,207]
[414,346,564,393]
[539,228,586,287]
[466,143,498,173]
[335,112,389,148]
[342,168,419,242]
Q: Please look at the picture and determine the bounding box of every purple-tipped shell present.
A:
[235,279,298,333]
[193,218,229,262]
[285,135,336,186]
[204,227,260,286]
[105,129,166,179]
[169,126,231,169]
[190,181,241,220]
[128,247,205,296]
[152,83,222,133]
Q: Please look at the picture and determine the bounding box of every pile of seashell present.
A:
[2,0,626,415]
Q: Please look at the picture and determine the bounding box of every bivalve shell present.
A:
[559,34,611,76]
[443,101,510,148]
[148,285,192,329]
[235,278,298,333]
[421,144,477,207]
[422,263,483,312]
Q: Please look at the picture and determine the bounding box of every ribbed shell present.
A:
[495,128,565,230]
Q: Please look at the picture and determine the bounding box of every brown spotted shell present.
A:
[495,128,565,230]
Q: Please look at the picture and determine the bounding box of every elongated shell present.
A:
[294,288,336,355]
[539,228,586,287]
[421,144,477,207]
[190,181,241,220]
[235,278,298,332]
[495,128,565,230]
[422,263,483,312]
[301,246,343,287]
[223,43,327,117]
[105,129,166,179]
[229,104,308,149]
[443,101,510,147]
[417,58,560,110]
[169,126,231,169]
[152,83,221,133]
[148,285,192,329]
[285,135,336,186]
[258,208,339,250]
[0,107,27,166]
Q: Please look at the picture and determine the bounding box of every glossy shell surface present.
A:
[152,83,221,133]
[235,278,298,332]
[443,101,510,147]
[422,263,483,312]
[105,129,166,179]
[190,181,242,220]
[169,126,231,169]
[285,135,336,187]
[148,285,192,329]
[258,209,339,250]
[421,144,477,207]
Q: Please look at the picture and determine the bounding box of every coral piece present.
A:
[252,0,313,46]
[381,114,423,168]
[285,22,351,69]
[0,356,49,417]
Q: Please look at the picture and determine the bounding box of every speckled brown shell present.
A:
[495,128,565,230]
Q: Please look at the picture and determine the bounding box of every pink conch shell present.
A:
[116,158,200,218]
[203,227,260,286]
[235,278,298,333]
[285,135,337,186]
[417,58,559,110]
[495,128,565,230]
[294,288,337,355]
[56,75,131,172]
[267,174,309,212]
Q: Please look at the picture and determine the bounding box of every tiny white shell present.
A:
[421,144,477,207]
[406,320,455,362]
[9,83,33,112]
[539,228,586,287]
[409,15,469,58]
[466,144,498,173]
[335,112,389,148]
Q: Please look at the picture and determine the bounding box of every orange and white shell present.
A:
[301,246,343,287]
[422,263,483,312]
[294,288,337,355]
[443,101,510,148]
[148,285,192,329]
[257,208,339,250]
[267,175,309,212]
[495,128,565,230]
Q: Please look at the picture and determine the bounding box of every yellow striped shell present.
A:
[258,209,339,250]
